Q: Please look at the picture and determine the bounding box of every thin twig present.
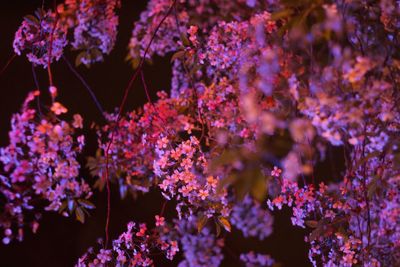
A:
[47,0,60,87]
[361,125,371,251]
[103,0,178,249]
[160,201,168,217]
[172,3,206,141]
[62,55,105,118]
[31,65,43,117]
[140,69,153,105]
[115,0,177,121]
[0,54,17,78]
[47,15,59,87]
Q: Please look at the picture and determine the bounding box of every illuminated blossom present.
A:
[0,91,92,244]
[13,9,68,66]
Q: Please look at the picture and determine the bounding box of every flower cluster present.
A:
[198,11,276,80]
[0,90,92,244]
[78,214,229,267]
[230,196,273,240]
[176,215,225,267]
[298,61,400,148]
[170,11,283,97]
[91,91,194,198]
[268,165,400,266]
[14,0,121,67]
[154,136,230,219]
[13,9,68,67]
[68,0,121,65]
[128,0,269,63]
[240,251,275,267]
[77,216,179,266]
[128,0,187,62]
[8,0,400,266]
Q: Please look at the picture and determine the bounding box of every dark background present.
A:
[0,1,312,266]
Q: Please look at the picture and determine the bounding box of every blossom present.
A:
[271,166,282,177]
[0,91,91,244]
[77,219,179,266]
[155,215,165,227]
[13,9,68,67]
[240,251,275,267]
[7,1,400,266]
[51,102,68,115]
[69,0,121,65]
[231,196,273,240]
[177,216,224,267]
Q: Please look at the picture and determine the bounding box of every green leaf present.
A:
[75,52,87,67]
[131,57,140,69]
[217,216,231,232]
[215,221,221,237]
[250,171,267,202]
[90,48,103,61]
[305,220,318,228]
[24,15,40,26]
[393,152,400,170]
[75,207,85,224]
[210,149,240,170]
[68,199,75,212]
[58,200,67,213]
[86,154,102,177]
[180,33,190,47]
[170,50,186,63]
[197,214,208,233]
[234,179,251,201]
[78,199,96,210]
[309,227,323,241]
[34,8,45,19]
[367,176,379,198]
[216,174,237,194]
[281,0,310,8]
[353,151,381,171]
[94,178,106,191]
[271,9,294,20]
[189,64,201,76]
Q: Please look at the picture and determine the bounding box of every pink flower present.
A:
[155,215,165,227]
[198,189,209,200]
[271,166,282,177]
[73,114,83,128]
[136,224,147,237]
[51,102,68,115]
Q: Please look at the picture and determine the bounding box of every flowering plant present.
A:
[1,0,400,266]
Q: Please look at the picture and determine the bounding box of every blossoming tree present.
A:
[1,0,399,266]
